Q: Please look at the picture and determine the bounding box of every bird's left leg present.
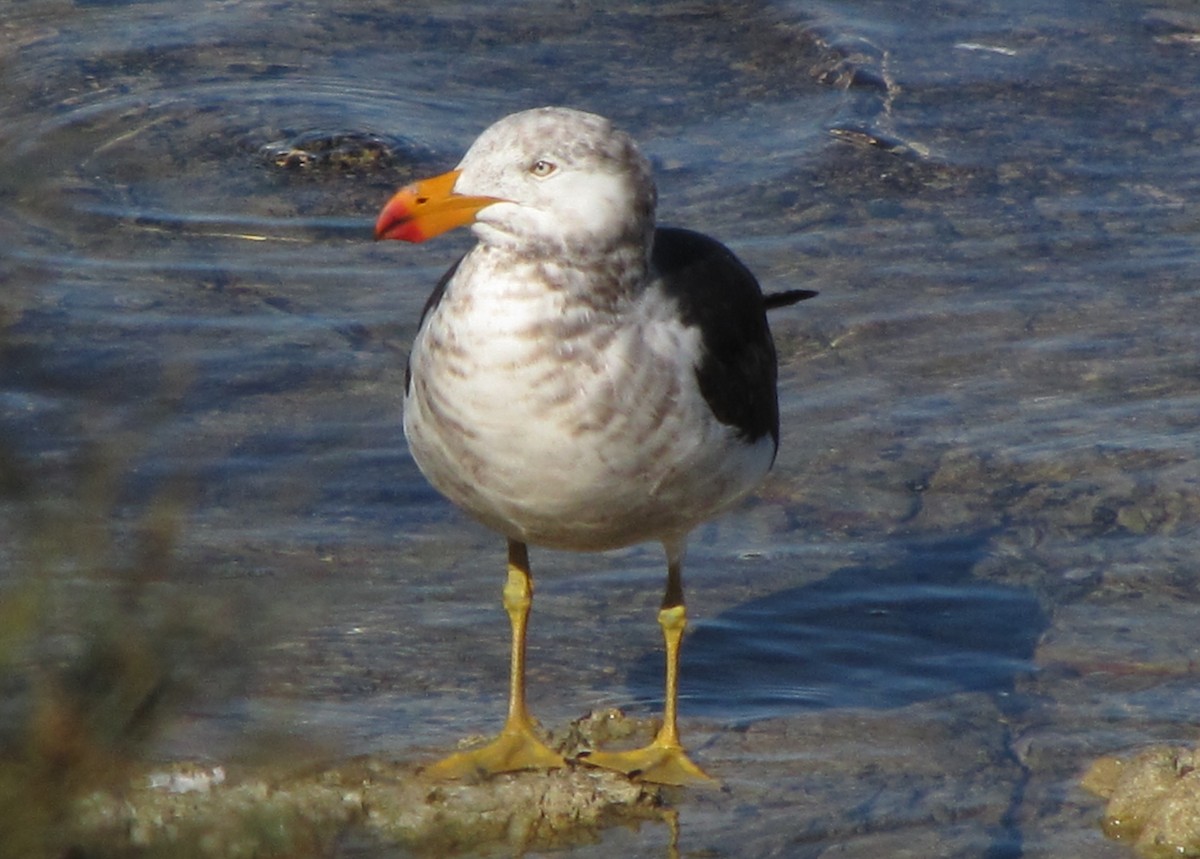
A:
[578,539,714,786]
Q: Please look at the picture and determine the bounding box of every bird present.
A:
[373,107,814,785]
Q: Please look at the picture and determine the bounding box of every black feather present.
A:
[764,288,818,310]
[652,227,794,447]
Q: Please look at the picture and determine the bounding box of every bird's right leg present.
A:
[424,539,566,779]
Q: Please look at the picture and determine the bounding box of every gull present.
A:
[374,106,813,785]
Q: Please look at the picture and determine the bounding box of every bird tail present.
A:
[763,289,818,310]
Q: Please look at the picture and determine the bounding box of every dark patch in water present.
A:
[631,532,1047,721]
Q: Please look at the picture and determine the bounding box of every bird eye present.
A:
[529,159,557,177]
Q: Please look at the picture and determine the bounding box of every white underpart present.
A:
[404,251,773,551]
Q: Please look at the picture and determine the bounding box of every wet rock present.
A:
[258,130,431,176]
[69,713,667,857]
[1082,744,1200,858]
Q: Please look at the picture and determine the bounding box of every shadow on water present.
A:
[630,531,1048,722]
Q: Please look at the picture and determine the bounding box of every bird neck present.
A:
[472,238,651,311]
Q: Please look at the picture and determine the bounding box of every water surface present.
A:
[3,1,1199,856]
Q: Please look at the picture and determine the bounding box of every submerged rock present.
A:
[258,130,432,175]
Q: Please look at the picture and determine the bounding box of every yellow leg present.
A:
[424,540,565,779]
[579,544,713,786]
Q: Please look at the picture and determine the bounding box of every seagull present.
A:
[374,107,814,785]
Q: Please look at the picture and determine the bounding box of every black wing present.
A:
[405,255,462,395]
[652,227,809,448]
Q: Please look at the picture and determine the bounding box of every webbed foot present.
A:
[578,741,713,786]
[425,725,566,780]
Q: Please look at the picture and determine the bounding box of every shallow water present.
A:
[2,0,1200,856]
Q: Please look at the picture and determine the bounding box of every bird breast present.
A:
[402,250,773,551]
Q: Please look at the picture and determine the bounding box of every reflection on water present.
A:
[2,0,1200,856]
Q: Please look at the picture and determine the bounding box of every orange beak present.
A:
[373,169,502,243]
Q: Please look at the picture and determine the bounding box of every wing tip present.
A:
[763,289,818,310]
